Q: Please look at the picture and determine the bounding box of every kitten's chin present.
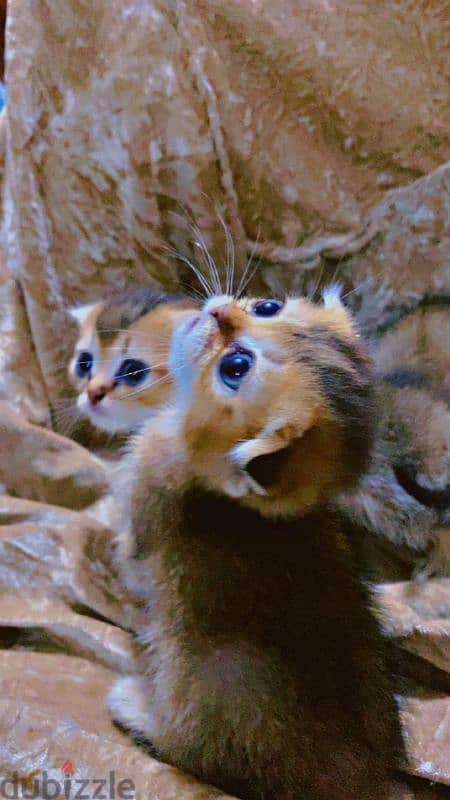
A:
[76,393,151,434]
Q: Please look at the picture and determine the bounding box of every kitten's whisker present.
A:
[165,247,213,298]
[340,284,363,302]
[114,366,150,380]
[189,222,222,295]
[238,257,260,299]
[163,239,213,297]
[237,227,261,298]
[189,220,221,294]
[217,210,235,296]
[113,357,178,381]
[180,282,205,304]
[307,260,327,302]
[237,253,261,299]
[116,362,187,401]
[328,258,344,290]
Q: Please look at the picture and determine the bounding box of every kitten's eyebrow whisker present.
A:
[190,220,221,294]
[190,223,222,296]
[217,210,235,297]
[237,226,261,298]
[328,257,344,290]
[238,258,260,299]
[308,260,326,302]
[180,282,206,303]
[165,247,213,298]
[237,255,261,300]
[168,202,222,295]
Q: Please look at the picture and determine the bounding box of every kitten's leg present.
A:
[108,675,157,742]
[223,469,268,498]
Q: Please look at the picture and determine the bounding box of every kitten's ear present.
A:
[68,303,96,326]
[322,282,344,309]
[322,283,356,334]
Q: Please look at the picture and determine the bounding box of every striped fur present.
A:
[339,300,450,574]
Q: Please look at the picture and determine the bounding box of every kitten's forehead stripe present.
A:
[295,326,365,370]
[96,288,186,343]
[293,325,374,477]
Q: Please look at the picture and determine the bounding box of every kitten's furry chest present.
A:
[146,490,380,705]
[130,487,402,800]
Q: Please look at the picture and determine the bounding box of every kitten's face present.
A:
[69,295,195,434]
[170,289,374,516]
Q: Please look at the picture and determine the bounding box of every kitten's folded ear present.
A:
[68,303,97,326]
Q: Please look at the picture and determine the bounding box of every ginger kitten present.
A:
[109,289,403,800]
[68,287,196,434]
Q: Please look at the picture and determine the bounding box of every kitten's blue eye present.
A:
[252,299,283,317]
[76,351,93,377]
[116,359,150,387]
[219,349,254,391]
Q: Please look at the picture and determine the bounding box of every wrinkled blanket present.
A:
[0,1,449,797]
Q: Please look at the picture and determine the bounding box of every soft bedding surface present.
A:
[0,1,449,796]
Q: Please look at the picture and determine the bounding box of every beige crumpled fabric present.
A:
[0,0,449,797]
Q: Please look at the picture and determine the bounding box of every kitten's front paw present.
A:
[108,675,153,735]
[223,468,267,499]
[230,440,258,470]
[226,443,267,498]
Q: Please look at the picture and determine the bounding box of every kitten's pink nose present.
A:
[209,304,235,340]
[87,384,109,405]
[209,303,246,342]
[209,303,231,326]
